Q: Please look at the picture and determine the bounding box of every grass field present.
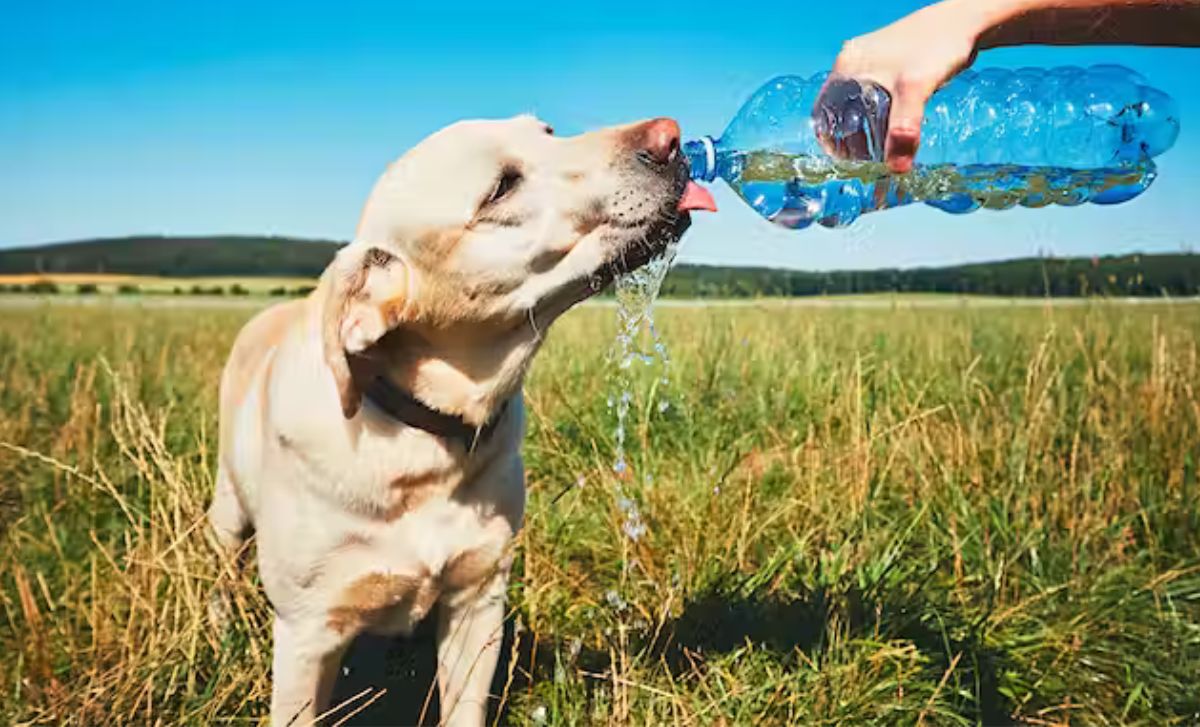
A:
[1,298,1199,725]
[0,273,316,295]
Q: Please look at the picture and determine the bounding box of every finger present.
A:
[885,77,932,173]
[885,126,920,174]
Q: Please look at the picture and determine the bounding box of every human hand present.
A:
[826,0,995,173]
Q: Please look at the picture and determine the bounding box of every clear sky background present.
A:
[2,0,1197,270]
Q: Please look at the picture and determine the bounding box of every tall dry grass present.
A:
[1,299,1198,725]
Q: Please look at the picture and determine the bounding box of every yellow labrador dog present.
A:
[209,115,715,725]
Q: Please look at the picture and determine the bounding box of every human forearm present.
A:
[962,0,1200,49]
[826,0,1199,172]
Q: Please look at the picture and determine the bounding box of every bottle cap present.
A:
[813,77,892,162]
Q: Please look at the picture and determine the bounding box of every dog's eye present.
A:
[486,167,522,206]
[543,124,554,136]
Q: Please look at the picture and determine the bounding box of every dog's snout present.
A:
[629,117,681,165]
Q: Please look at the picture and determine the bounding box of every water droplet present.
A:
[623,519,647,541]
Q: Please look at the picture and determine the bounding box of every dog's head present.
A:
[321,115,714,418]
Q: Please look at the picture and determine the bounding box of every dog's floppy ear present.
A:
[321,243,412,418]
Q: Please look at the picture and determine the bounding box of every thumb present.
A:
[884,77,932,174]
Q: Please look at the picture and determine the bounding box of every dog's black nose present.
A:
[629,117,681,165]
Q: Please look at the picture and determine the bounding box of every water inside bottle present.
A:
[724,151,1157,230]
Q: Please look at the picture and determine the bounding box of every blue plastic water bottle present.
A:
[683,65,1180,230]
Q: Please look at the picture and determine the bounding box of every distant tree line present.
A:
[658,254,1200,298]
[0,282,315,296]
[1,236,1197,298]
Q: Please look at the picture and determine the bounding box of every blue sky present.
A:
[2,0,1197,270]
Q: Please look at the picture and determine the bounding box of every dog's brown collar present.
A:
[362,375,508,451]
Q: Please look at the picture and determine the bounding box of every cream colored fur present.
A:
[209,115,692,726]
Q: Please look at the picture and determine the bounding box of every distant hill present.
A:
[2,235,1198,298]
[0,236,342,278]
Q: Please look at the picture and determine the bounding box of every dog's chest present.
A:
[263,382,524,635]
[273,405,470,515]
[322,493,512,636]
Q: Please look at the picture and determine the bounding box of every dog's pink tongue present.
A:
[677,181,717,212]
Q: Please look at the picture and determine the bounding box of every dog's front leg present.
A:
[270,615,348,726]
[436,571,507,727]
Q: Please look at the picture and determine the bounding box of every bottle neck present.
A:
[682,136,719,182]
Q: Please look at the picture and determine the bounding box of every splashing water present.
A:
[602,241,680,559]
[617,496,647,541]
[608,242,679,479]
[599,243,680,627]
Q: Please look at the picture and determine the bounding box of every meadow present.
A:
[1,297,1198,725]
[0,273,316,296]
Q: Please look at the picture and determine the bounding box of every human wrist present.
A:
[940,0,1032,49]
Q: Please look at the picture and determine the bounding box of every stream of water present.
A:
[606,242,679,543]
